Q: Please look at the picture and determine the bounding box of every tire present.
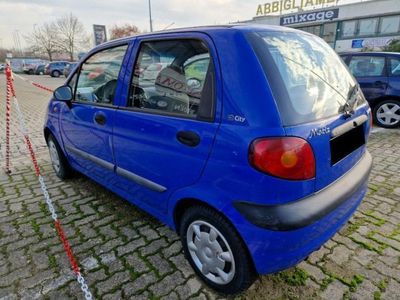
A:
[52,70,61,78]
[28,69,34,75]
[47,134,72,179]
[179,205,255,295]
[373,100,400,128]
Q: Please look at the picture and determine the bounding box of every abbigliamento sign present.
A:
[280,8,339,25]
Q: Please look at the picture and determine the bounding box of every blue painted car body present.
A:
[44,25,372,275]
[340,52,400,109]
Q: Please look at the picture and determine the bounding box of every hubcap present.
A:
[186,220,235,285]
[377,103,400,126]
[48,140,61,173]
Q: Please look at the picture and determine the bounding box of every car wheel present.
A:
[179,205,255,295]
[29,69,34,75]
[373,100,400,128]
[47,134,72,179]
[52,70,61,78]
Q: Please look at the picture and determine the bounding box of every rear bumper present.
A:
[233,151,372,274]
[234,151,372,231]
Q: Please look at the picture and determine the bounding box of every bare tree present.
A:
[25,23,58,61]
[54,13,89,61]
[110,24,140,40]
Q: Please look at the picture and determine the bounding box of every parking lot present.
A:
[0,74,399,299]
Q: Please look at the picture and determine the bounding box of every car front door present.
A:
[59,44,128,181]
[113,35,221,214]
[347,55,388,104]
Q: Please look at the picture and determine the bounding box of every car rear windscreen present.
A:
[247,31,358,126]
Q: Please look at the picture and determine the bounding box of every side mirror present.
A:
[54,85,72,101]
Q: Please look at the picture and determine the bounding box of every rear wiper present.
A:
[340,84,359,118]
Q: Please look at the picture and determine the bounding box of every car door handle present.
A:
[176,131,200,147]
[94,112,106,125]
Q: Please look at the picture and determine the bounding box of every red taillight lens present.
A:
[249,137,315,180]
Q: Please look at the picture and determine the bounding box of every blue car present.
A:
[45,25,372,294]
[340,52,400,128]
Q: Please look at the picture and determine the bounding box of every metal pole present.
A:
[148,0,153,32]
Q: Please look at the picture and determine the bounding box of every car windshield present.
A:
[248,31,358,126]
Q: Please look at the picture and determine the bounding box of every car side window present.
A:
[389,57,400,76]
[348,56,385,77]
[75,45,128,105]
[129,39,214,119]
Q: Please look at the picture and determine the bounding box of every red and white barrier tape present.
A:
[4,67,13,174]
[13,73,54,93]
[4,65,93,300]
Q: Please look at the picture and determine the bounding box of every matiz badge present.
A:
[309,126,331,139]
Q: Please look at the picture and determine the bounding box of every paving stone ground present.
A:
[0,74,399,299]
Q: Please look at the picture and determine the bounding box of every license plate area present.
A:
[330,125,365,165]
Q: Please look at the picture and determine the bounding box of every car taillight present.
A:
[249,137,315,180]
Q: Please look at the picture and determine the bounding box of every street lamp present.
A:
[148,0,153,32]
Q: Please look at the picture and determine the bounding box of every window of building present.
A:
[322,22,337,47]
[389,57,400,76]
[342,20,357,37]
[348,56,385,77]
[130,39,214,118]
[380,15,400,34]
[299,25,321,36]
[75,45,128,104]
[359,18,378,36]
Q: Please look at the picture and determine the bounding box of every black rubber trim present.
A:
[116,167,167,193]
[66,146,114,171]
[234,151,372,231]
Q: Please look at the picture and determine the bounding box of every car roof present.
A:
[97,24,303,48]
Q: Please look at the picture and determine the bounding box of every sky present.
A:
[0,0,373,49]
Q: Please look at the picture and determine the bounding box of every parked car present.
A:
[44,61,69,77]
[63,62,78,78]
[34,64,46,75]
[0,63,4,71]
[340,52,400,128]
[22,59,47,75]
[45,25,372,294]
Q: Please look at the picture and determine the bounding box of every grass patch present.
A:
[374,291,381,300]
[377,279,388,292]
[277,268,309,286]
[48,254,57,268]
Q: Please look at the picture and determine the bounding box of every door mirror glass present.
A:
[54,85,73,101]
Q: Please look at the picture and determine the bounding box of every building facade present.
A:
[242,0,400,52]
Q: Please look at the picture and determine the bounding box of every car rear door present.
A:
[113,34,221,214]
[59,44,129,181]
[347,55,388,103]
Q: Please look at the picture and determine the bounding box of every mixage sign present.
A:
[280,8,339,25]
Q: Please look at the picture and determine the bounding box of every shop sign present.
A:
[280,8,339,25]
[351,37,395,49]
[93,24,107,46]
[257,0,337,16]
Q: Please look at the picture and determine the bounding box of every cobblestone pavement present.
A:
[0,74,400,299]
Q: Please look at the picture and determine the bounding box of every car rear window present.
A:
[247,31,358,126]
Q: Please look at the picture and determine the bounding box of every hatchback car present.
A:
[45,25,372,294]
[45,61,69,77]
[340,52,400,128]
[34,64,46,75]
